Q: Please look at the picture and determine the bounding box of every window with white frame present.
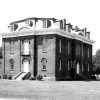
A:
[76,62,80,74]
[23,39,29,55]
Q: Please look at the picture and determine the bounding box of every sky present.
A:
[0,0,99,55]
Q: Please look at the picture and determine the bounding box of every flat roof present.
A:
[0,29,94,45]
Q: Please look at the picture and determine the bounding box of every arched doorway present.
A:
[23,59,29,72]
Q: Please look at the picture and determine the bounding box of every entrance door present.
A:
[23,61,29,72]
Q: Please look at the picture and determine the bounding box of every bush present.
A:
[8,75,12,80]
[36,75,43,81]
[30,77,36,80]
[3,74,7,79]
[0,76,1,79]
[75,74,85,80]
[65,75,72,80]
[91,75,96,80]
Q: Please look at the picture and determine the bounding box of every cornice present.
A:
[0,28,94,45]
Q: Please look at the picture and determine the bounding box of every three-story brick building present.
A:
[0,17,94,80]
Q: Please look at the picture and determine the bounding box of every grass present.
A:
[0,80,100,100]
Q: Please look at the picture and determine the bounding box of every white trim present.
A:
[0,28,94,45]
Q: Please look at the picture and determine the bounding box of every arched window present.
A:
[41,58,47,71]
[9,59,15,70]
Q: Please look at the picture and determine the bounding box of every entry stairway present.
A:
[14,72,31,80]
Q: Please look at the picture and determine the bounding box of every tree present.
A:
[92,49,100,77]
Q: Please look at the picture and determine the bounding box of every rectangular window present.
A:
[76,44,78,56]
[47,20,51,28]
[82,63,84,72]
[42,37,47,53]
[82,45,83,57]
[88,47,90,58]
[78,45,80,56]
[59,39,61,53]
[68,61,70,71]
[88,64,89,72]
[59,59,62,71]
[43,20,47,28]
[68,42,70,54]
[10,40,15,54]
[24,42,29,55]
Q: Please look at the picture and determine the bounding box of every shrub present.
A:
[65,75,72,80]
[3,74,7,79]
[91,75,96,80]
[44,75,47,77]
[8,75,12,80]
[30,77,36,80]
[36,75,43,81]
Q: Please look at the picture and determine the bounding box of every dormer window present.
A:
[25,20,33,27]
[43,20,51,28]
[47,20,51,28]
[10,24,14,31]
[10,23,18,31]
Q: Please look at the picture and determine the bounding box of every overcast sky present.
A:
[0,0,99,55]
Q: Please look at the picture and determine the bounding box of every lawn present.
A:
[0,80,100,100]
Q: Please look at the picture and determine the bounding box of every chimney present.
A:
[66,23,72,33]
[83,28,87,36]
[86,32,90,39]
[63,19,66,31]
